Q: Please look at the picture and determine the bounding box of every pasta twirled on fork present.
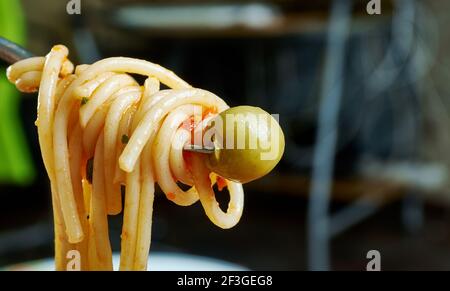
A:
[7,45,244,271]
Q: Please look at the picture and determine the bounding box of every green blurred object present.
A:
[0,0,35,185]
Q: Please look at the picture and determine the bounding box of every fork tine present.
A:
[183,144,215,154]
[0,37,33,65]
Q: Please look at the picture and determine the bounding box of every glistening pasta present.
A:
[6,45,244,271]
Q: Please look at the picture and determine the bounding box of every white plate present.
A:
[3,252,248,271]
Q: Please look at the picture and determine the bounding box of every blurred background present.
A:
[2,0,450,270]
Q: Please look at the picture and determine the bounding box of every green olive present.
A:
[206,106,285,184]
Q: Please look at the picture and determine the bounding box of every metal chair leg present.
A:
[307,0,352,271]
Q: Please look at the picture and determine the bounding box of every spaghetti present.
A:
[6,45,244,271]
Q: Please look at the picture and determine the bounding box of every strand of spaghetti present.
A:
[113,106,135,185]
[83,106,108,158]
[37,46,68,179]
[154,104,202,205]
[75,64,89,76]
[74,72,115,98]
[190,154,244,229]
[170,129,194,186]
[53,84,84,243]
[71,57,191,92]
[91,132,113,270]
[55,74,79,268]
[86,179,100,270]
[119,160,141,270]
[14,71,41,93]
[51,183,72,271]
[104,88,141,215]
[68,100,81,135]
[134,142,155,270]
[98,85,141,181]
[87,220,98,270]
[81,180,96,269]
[68,122,88,270]
[79,180,91,270]
[120,89,227,172]
[79,74,138,127]
[6,57,44,81]
[33,46,85,244]
[55,75,77,107]
[82,179,91,224]
[143,77,160,102]
[131,89,172,132]
[131,77,160,128]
